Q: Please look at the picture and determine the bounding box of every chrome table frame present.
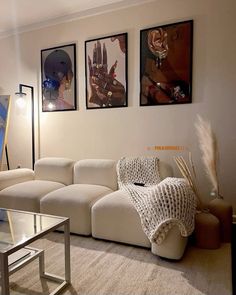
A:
[0,210,70,295]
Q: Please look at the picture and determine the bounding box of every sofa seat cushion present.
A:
[40,184,113,235]
[92,190,150,248]
[0,180,65,212]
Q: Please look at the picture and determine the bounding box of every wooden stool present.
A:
[208,198,232,242]
[194,211,220,249]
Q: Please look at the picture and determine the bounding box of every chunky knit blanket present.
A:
[117,157,197,244]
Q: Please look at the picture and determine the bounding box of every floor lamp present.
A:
[15,84,35,169]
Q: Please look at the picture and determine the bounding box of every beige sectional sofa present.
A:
[0,157,187,259]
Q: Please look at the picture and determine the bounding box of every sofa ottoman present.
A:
[41,184,113,235]
[0,180,65,212]
[91,160,188,259]
[40,159,117,235]
[92,161,171,247]
[92,190,150,247]
[92,191,188,257]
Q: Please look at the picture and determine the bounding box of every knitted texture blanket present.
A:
[117,157,197,244]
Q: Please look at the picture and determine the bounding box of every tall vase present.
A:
[208,197,232,243]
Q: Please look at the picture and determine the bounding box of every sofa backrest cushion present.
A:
[0,168,35,190]
[74,159,117,190]
[159,161,173,180]
[35,157,74,185]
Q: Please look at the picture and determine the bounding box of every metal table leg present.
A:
[0,253,10,295]
[64,220,71,284]
[40,219,71,295]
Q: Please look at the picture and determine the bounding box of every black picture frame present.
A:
[85,33,128,109]
[140,20,193,106]
[41,43,77,112]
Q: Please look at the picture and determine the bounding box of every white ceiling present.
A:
[0,0,150,38]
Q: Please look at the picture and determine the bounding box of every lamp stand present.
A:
[17,84,35,169]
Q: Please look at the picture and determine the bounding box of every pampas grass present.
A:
[195,115,221,198]
[174,154,203,210]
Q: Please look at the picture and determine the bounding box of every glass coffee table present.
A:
[0,208,70,295]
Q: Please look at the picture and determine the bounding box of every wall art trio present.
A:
[40,20,193,112]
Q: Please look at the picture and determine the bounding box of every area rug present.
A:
[9,232,232,295]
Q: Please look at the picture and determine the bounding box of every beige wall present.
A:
[0,0,235,210]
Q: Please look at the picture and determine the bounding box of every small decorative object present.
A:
[140,20,193,106]
[0,95,10,170]
[85,33,128,109]
[41,44,77,112]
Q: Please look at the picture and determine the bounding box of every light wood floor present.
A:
[9,232,232,295]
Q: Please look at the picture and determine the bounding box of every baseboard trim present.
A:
[233,215,236,224]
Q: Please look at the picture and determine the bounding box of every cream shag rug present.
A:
[9,232,231,295]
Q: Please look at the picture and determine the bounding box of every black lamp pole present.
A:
[16,84,35,169]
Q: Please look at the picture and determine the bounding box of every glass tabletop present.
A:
[0,208,66,252]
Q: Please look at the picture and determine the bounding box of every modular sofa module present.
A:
[40,159,117,235]
[0,157,74,212]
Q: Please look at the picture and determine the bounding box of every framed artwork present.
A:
[0,95,10,170]
[41,43,77,112]
[85,33,128,109]
[140,20,193,106]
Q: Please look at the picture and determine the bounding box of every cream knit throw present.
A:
[117,157,197,244]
